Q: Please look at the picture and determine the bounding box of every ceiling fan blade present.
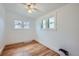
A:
[33,8,38,10]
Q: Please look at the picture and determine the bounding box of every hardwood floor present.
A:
[1,40,60,56]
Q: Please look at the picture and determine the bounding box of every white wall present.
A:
[36,4,79,56]
[5,12,36,44]
[0,4,5,54]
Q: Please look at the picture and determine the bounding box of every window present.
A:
[41,17,56,30]
[14,20,30,29]
[41,20,46,29]
[23,22,30,29]
[14,20,22,29]
[48,17,56,29]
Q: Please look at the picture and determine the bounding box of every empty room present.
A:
[0,3,79,56]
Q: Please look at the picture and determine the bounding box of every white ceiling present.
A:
[4,3,68,20]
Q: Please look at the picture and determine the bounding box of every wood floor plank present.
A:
[1,40,60,56]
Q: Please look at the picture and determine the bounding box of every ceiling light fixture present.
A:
[23,3,37,13]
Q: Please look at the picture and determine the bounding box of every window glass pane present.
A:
[42,20,46,29]
[49,17,55,23]
[14,20,22,29]
[23,22,30,29]
[49,23,55,29]
[48,17,55,29]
